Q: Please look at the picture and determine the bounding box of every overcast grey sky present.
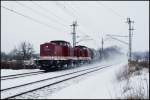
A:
[1,1,149,54]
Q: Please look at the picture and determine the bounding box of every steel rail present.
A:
[1,71,44,80]
[1,64,114,99]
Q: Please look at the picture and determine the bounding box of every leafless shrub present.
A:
[122,78,149,99]
[138,61,149,69]
[130,60,149,70]
[116,62,149,99]
[1,60,37,69]
[116,65,130,81]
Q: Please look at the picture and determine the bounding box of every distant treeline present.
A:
[132,51,149,61]
[1,43,123,69]
[1,41,39,69]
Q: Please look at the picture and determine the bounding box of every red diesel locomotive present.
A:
[38,40,92,70]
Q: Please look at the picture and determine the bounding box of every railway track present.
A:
[1,71,44,80]
[1,64,115,99]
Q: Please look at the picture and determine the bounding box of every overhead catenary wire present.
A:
[53,2,92,36]
[1,5,64,32]
[106,34,129,37]
[65,3,100,44]
[54,1,77,19]
[100,35,129,52]
[64,1,80,17]
[36,1,91,38]
[15,1,69,30]
[65,2,104,45]
[53,1,99,46]
[66,2,96,34]
[106,35,129,45]
[30,1,71,28]
[69,2,128,49]
[15,1,98,47]
[96,1,125,20]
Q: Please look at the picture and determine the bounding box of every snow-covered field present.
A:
[46,59,149,99]
[47,57,149,99]
[1,54,148,99]
[115,67,149,99]
[1,69,41,76]
[47,60,127,99]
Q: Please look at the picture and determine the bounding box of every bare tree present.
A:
[144,51,149,61]
[1,51,8,61]
[10,41,34,60]
[18,41,34,60]
[134,54,141,62]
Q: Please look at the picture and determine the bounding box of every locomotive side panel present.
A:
[38,40,93,71]
[55,45,62,57]
[40,43,56,60]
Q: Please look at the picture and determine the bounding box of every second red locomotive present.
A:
[38,40,92,71]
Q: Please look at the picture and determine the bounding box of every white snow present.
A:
[47,56,149,99]
[115,68,149,99]
[2,54,148,99]
[1,66,112,99]
[1,55,124,90]
[1,69,41,77]
[47,56,128,99]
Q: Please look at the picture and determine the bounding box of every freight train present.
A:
[36,40,94,71]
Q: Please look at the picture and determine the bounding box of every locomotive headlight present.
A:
[44,46,50,51]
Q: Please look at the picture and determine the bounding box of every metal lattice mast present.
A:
[71,21,78,47]
[101,37,104,58]
[126,18,134,62]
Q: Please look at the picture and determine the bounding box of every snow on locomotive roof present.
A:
[75,45,88,49]
[50,40,71,46]
[50,40,70,44]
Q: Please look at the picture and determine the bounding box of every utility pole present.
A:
[101,37,104,58]
[126,17,134,65]
[102,37,104,53]
[71,21,78,47]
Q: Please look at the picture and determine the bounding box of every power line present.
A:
[54,1,77,19]
[54,2,95,41]
[54,2,101,48]
[30,1,71,28]
[52,1,91,38]
[96,1,125,20]
[57,2,92,34]
[106,34,129,37]
[64,4,99,44]
[106,35,129,45]
[33,2,105,48]
[31,1,95,46]
[66,3,101,43]
[54,1,95,38]
[15,1,68,30]
[1,5,63,32]
[64,2,79,17]
[66,2,95,33]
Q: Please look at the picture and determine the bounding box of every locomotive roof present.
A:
[50,40,70,44]
[75,45,88,48]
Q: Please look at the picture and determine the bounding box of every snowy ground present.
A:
[1,69,41,76]
[115,67,149,99]
[47,59,128,99]
[1,54,148,99]
[46,56,149,99]
[1,55,123,90]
